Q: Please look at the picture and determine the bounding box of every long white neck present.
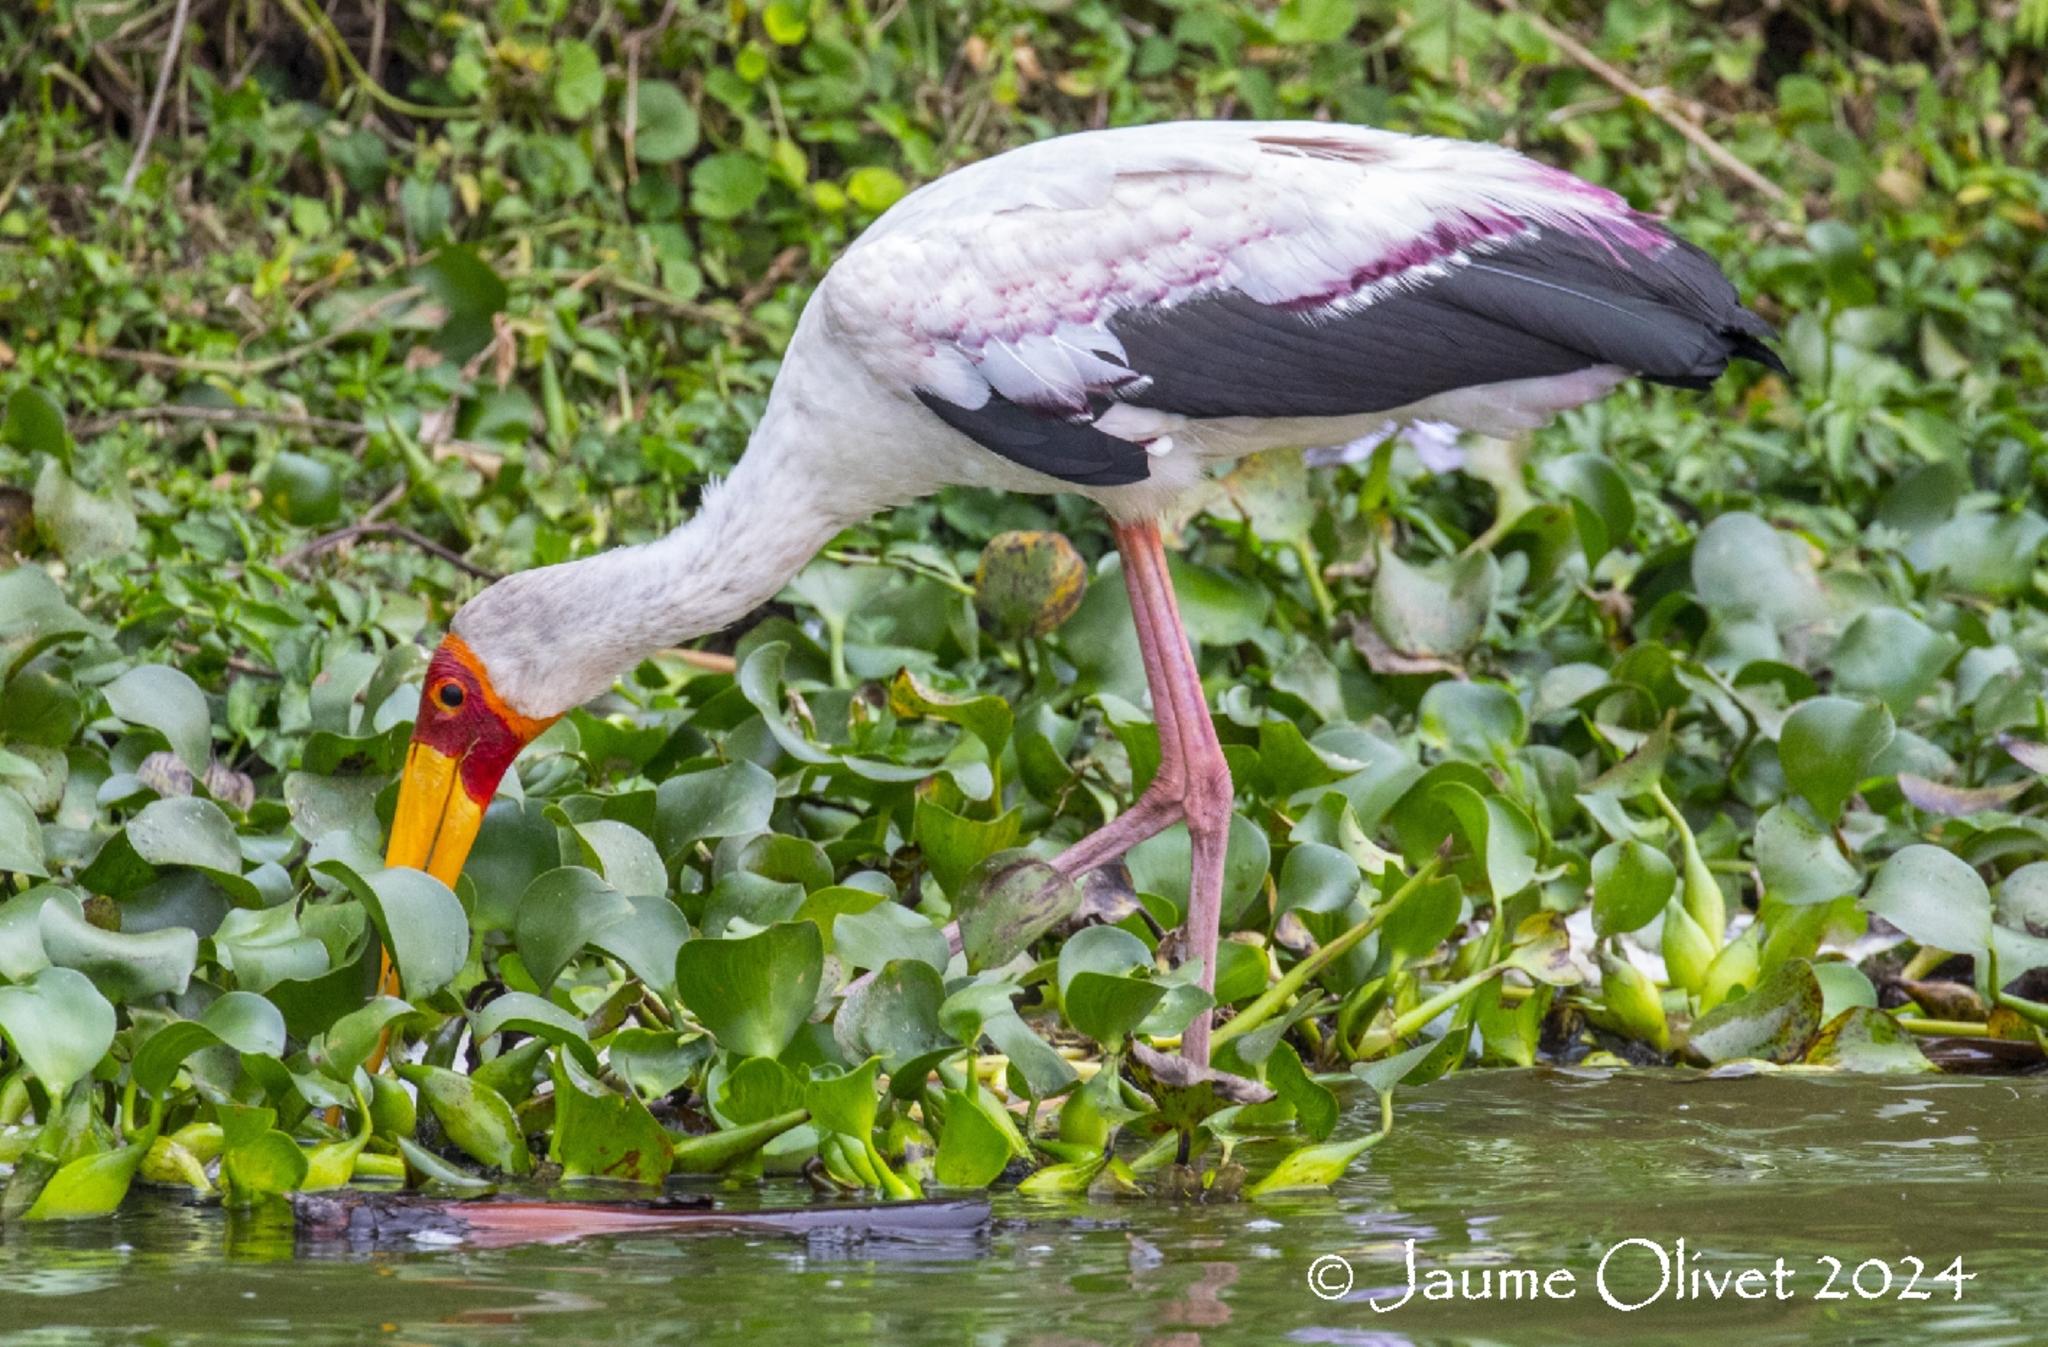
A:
[454,394,857,718]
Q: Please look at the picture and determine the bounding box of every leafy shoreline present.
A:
[3,1,2048,1221]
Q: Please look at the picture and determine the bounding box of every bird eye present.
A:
[435,681,465,711]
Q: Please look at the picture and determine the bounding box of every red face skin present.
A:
[410,636,546,806]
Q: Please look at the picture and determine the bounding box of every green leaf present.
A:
[25,1137,151,1220]
[33,460,135,561]
[1546,452,1635,568]
[633,81,700,162]
[691,153,767,220]
[845,165,907,213]
[1831,607,1957,714]
[1803,1006,1934,1073]
[1591,839,1677,937]
[1418,681,1526,762]
[316,861,467,999]
[1755,803,1859,906]
[833,902,949,973]
[514,866,634,991]
[0,786,47,877]
[806,1056,881,1138]
[1276,841,1360,915]
[3,386,70,456]
[1247,1130,1385,1195]
[1861,844,1990,959]
[913,795,1022,896]
[888,669,1014,756]
[1683,959,1824,1064]
[656,761,777,853]
[132,991,286,1094]
[550,1054,672,1184]
[308,996,415,1080]
[1263,1043,1338,1141]
[1780,696,1894,822]
[415,244,508,362]
[590,892,690,996]
[0,967,115,1098]
[1062,971,1165,1046]
[218,1104,310,1203]
[471,991,601,1074]
[954,850,1080,970]
[933,1087,1012,1188]
[719,1055,808,1125]
[835,958,950,1071]
[1370,546,1496,657]
[674,921,823,1059]
[551,39,605,120]
[38,899,196,1001]
[397,1064,530,1174]
[101,665,211,775]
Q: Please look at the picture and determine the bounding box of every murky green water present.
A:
[3,1070,2042,1346]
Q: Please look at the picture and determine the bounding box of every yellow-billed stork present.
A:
[384,120,1780,1065]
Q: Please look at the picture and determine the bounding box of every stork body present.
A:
[389,121,1779,1066]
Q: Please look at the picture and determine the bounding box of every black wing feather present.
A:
[918,227,1780,487]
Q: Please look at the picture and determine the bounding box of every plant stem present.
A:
[1354,961,1509,1058]
[1895,1016,1990,1038]
[1214,857,1442,1049]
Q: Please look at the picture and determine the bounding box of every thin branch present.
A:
[1487,0,1790,206]
[75,405,369,437]
[275,522,501,581]
[94,286,426,377]
[120,0,194,195]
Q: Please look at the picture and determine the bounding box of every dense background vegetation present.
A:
[1,0,2046,1217]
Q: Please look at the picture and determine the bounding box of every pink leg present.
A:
[1053,519,1232,1065]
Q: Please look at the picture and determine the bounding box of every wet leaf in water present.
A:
[1683,959,1824,1064]
[1804,1007,1936,1073]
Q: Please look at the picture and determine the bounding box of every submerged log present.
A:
[291,1191,991,1251]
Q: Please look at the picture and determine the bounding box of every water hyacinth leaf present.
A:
[1247,1129,1387,1196]
[736,643,933,783]
[0,786,47,877]
[1683,959,1824,1064]
[1371,545,1496,657]
[217,1104,310,1204]
[551,1055,673,1185]
[719,1055,808,1126]
[888,669,1014,755]
[26,1137,153,1221]
[0,967,115,1098]
[1546,452,1635,568]
[1861,844,1991,960]
[835,957,949,1070]
[1418,681,1526,762]
[1263,1043,1338,1141]
[394,1135,492,1192]
[933,1087,1012,1189]
[37,900,197,1002]
[3,385,69,455]
[913,795,1022,896]
[515,866,634,991]
[309,996,415,1079]
[1591,839,1677,937]
[1813,961,1878,1022]
[471,991,601,1074]
[1062,972,1166,1046]
[632,80,699,162]
[120,796,242,876]
[807,1056,882,1139]
[1755,803,1860,905]
[397,1064,531,1174]
[1504,910,1581,986]
[956,850,1081,970]
[1277,841,1359,915]
[590,892,690,996]
[979,1007,1077,1098]
[1804,1006,1935,1073]
[0,886,59,979]
[568,819,667,898]
[551,38,604,120]
[656,761,777,853]
[33,460,136,561]
[1780,696,1894,822]
[833,902,950,974]
[1596,951,1670,1053]
[1691,512,1822,627]
[610,1029,706,1101]
[1831,607,1957,714]
[670,1110,809,1176]
[1432,782,1537,901]
[1056,924,1152,996]
[674,921,823,1059]
[316,861,466,999]
[972,531,1087,639]
[132,990,286,1094]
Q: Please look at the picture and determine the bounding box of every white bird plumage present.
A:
[429,121,1778,1063]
